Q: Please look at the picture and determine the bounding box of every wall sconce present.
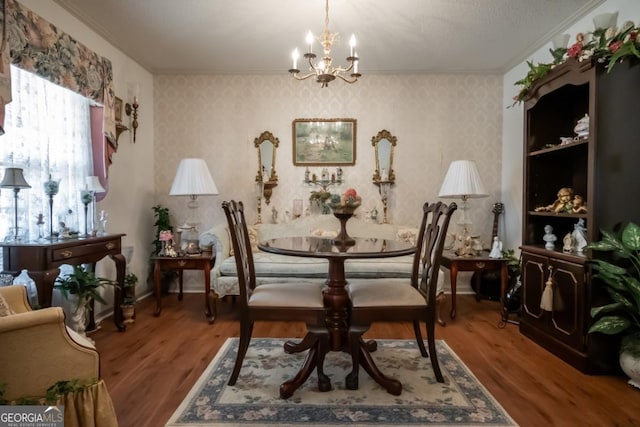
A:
[255,179,264,224]
[125,97,139,143]
[377,181,391,224]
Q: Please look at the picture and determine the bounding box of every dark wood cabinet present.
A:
[520,58,640,373]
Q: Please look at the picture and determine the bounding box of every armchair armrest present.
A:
[0,284,32,313]
[0,307,99,401]
[201,223,230,273]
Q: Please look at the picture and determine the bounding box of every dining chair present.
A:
[221,200,328,398]
[347,201,456,388]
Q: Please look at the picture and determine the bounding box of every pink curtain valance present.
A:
[0,0,116,139]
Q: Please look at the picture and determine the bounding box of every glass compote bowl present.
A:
[329,200,361,247]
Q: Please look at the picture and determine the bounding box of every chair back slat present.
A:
[222,200,256,307]
[414,202,457,304]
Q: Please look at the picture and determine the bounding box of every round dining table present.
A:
[259,235,416,396]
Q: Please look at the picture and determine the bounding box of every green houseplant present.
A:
[54,265,115,312]
[150,204,177,292]
[587,222,640,388]
[54,265,116,336]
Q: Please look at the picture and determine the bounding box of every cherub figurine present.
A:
[535,187,574,213]
[572,195,588,213]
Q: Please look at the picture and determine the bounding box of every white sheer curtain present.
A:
[0,65,93,241]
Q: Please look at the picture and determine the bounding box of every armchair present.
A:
[0,285,117,426]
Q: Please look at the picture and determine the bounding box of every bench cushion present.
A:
[219,252,414,279]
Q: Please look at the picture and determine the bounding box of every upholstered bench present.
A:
[202,215,422,298]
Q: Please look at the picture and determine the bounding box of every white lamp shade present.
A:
[438,160,488,199]
[85,175,105,192]
[169,158,219,196]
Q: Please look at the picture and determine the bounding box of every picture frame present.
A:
[292,118,356,166]
[114,97,124,123]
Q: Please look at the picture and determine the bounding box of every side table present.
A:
[440,250,508,320]
[151,252,216,323]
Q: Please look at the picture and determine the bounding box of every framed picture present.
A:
[114,97,124,123]
[293,118,356,166]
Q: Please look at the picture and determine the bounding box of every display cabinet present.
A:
[520,58,640,373]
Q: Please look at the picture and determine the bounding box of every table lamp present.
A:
[438,160,488,237]
[169,158,218,253]
[1,167,31,241]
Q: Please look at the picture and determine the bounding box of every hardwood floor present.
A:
[91,293,638,427]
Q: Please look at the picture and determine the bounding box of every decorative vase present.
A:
[121,304,135,324]
[620,351,640,390]
[63,294,89,339]
[330,201,361,247]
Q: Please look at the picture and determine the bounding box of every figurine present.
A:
[563,232,576,253]
[304,167,310,183]
[489,236,503,258]
[572,195,588,213]
[455,235,474,257]
[535,187,574,213]
[572,219,588,253]
[543,225,557,250]
[574,113,589,138]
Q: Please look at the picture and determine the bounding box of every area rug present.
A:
[166,338,518,427]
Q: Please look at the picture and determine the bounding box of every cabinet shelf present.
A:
[527,211,588,219]
[528,139,588,157]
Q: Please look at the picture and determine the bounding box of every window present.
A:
[0,65,94,242]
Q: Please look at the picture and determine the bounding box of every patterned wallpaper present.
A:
[154,73,503,291]
[155,73,502,233]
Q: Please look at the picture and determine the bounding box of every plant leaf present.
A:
[591,302,624,318]
[589,315,631,335]
[622,222,640,251]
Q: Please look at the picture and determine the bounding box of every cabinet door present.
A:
[521,251,547,328]
[548,258,586,350]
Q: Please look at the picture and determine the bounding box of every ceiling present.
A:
[52,0,603,75]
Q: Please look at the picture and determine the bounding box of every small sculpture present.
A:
[543,225,557,250]
[489,236,503,258]
[563,232,576,253]
[572,195,588,213]
[535,187,574,213]
[574,113,589,138]
[572,219,588,253]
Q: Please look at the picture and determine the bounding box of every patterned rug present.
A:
[166,338,517,427]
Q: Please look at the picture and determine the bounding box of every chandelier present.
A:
[288,0,361,88]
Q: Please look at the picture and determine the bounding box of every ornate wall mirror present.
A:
[254,131,279,209]
[371,129,396,183]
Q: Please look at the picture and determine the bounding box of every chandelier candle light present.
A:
[289,0,361,88]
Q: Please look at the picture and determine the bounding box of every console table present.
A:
[0,234,126,331]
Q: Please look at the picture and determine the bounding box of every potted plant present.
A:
[150,205,177,292]
[121,272,138,324]
[587,222,640,388]
[54,265,116,337]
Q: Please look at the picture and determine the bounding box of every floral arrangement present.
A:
[159,230,173,242]
[513,19,640,104]
[329,188,362,209]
